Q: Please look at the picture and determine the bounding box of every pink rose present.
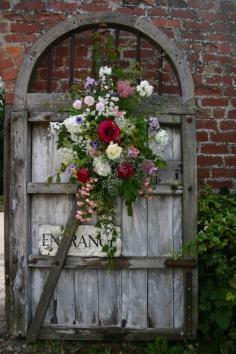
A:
[96,101,105,112]
[84,95,95,106]
[117,80,134,98]
[73,99,82,110]
[128,146,140,158]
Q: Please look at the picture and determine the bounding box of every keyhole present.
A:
[175,172,179,180]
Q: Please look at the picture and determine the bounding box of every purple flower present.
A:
[149,117,160,130]
[90,140,99,149]
[84,76,96,90]
[76,116,83,124]
[142,160,157,175]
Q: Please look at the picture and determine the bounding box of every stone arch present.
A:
[14,12,194,108]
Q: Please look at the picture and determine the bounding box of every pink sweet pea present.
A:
[117,80,134,98]
[73,99,82,110]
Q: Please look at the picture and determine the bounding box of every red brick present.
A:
[225,87,236,97]
[181,32,204,41]
[149,8,167,17]
[0,0,10,9]
[225,157,236,166]
[211,132,236,143]
[14,1,45,11]
[5,92,14,104]
[195,86,222,96]
[201,144,228,154]
[38,13,65,24]
[201,98,229,107]
[198,168,210,179]
[208,180,233,189]
[212,169,236,178]
[0,58,14,71]
[6,46,24,58]
[197,132,209,142]
[220,120,236,131]
[11,23,41,34]
[172,9,197,19]
[1,68,18,81]
[213,108,225,119]
[5,34,36,43]
[228,110,236,119]
[152,19,181,29]
[184,21,212,31]
[47,2,78,12]
[231,99,236,107]
[0,22,8,33]
[117,7,145,16]
[197,120,217,130]
[205,76,232,86]
[205,54,230,64]
[198,156,222,166]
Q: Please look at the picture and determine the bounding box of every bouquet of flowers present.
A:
[49,65,168,259]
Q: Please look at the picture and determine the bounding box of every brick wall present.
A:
[0,0,236,190]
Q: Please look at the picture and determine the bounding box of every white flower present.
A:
[106,142,123,160]
[49,122,62,135]
[154,129,169,146]
[136,80,153,97]
[99,66,112,78]
[57,147,76,165]
[63,115,83,142]
[96,101,105,112]
[84,95,95,106]
[93,156,111,176]
[73,99,82,110]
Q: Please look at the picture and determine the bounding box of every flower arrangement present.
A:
[49,65,168,261]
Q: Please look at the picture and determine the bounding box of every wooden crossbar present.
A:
[26,206,78,343]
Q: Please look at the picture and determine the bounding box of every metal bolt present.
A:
[188,186,193,192]
[187,117,192,123]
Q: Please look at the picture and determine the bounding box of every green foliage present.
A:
[185,188,236,342]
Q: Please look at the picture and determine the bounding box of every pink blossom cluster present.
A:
[75,177,98,223]
[139,177,154,200]
[117,80,134,98]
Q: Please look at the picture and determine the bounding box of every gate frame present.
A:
[5,12,197,340]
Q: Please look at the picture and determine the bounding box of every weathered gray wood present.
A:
[27,182,183,195]
[26,206,78,343]
[75,270,98,326]
[38,325,186,341]
[181,115,198,335]
[4,106,11,331]
[24,93,194,114]
[54,270,75,325]
[28,255,197,269]
[9,111,31,336]
[28,110,182,125]
[31,269,53,324]
[98,270,121,326]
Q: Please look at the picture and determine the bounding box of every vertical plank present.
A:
[147,196,173,328]
[121,270,147,328]
[4,106,11,331]
[75,270,98,326]
[122,197,147,328]
[54,270,75,325]
[10,111,30,336]
[98,270,121,326]
[31,269,53,324]
[181,115,197,334]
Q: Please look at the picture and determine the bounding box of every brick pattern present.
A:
[0,0,235,190]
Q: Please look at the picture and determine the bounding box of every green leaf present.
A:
[212,308,231,330]
[47,176,53,185]
[56,173,61,184]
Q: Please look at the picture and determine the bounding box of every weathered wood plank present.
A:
[28,111,181,125]
[38,325,186,341]
[24,93,194,114]
[4,106,11,331]
[98,270,121,326]
[26,206,78,343]
[9,111,31,336]
[31,269,53,324]
[75,270,98,326]
[28,255,197,269]
[181,115,198,334]
[54,270,75,325]
[27,182,183,195]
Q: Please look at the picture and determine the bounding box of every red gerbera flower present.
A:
[98,119,121,144]
[76,167,90,183]
[117,162,135,179]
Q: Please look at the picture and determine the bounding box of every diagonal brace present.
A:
[26,206,78,343]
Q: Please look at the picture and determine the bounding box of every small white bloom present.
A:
[63,116,83,142]
[99,66,112,78]
[84,95,95,106]
[154,129,169,146]
[73,99,82,110]
[96,101,105,112]
[136,80,154,97]
[93,156,111,176]
[57,147,76,165]
[106,142,123,160]
[49,122,62,135]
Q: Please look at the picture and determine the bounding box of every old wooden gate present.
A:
[5,13,197,341]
